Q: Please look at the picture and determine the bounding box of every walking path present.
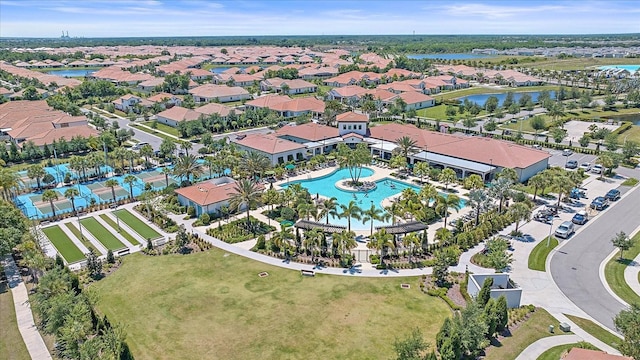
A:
[1,256,52,360]
[623,252,640,297]
[514,335,582,360]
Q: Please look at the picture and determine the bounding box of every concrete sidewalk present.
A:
[1,256,52,360]
[623,252,640,297]
[514,335,582,360]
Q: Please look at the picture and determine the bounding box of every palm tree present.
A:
[88,151,105,178]
[435,227,453,246]
[369,228,394,265]
[228,179,262,229]
[271,225,294,254]
[509,202,532,233]
[180,141,192,156]
[42,189,59,218]
[435,194,461,228]
[468,189,491,226]
[64,188,80,215]
[394,135,418,164]
[110,147,128,173]
[528,173,547,201]
[338,200,362,232]
[334,230,357,257]
[172,154,203,185]
[551,175,574,207]
[439,168,457,191]
[496,168,519,184]
[302,228,323,262]
[402,232,421,262]
[139,144,154,169]
[161,167,173,187]
[463,174,484,190]
[319,197,339,225]
[296,202,316,221]
[362,202,384,236]
[490,177,513,213]
[419,183,438,207]
[240,151,271,180]
[105,179,120,203]
[123,175,138,200]
[413,161,430,183]
[596,153,614,181]
[27,164,46,190]
[69,155,89,182]
[0,167,23,201]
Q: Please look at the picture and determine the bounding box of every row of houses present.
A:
[0,100,98,148]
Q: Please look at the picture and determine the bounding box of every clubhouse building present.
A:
[231,113,549,182]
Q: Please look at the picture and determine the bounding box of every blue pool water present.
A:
[407,53,493,60]
[457,91,556,107]
[45,69,96,77]
[282,168,465,231]
[598,65,640,72]
[210,66,249,74]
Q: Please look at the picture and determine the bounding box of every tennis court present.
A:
[136,170,176,189]
[86,181,129,201]
[30,191,74,215]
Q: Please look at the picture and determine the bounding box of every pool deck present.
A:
[272,164,473,244]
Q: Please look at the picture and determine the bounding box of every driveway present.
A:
[550,183,640,331]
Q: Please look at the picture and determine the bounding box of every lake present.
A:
[457,91,557,107]
[407,53,493,60]
[46,69,96,77]
[210,66,249,74]
[607,113,640,125]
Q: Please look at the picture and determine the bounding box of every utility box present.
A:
[559,322,571,332]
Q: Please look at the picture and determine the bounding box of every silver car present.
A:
[555,221,575,239]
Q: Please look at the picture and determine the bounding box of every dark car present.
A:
[605,189,621,201]
[590,196,609,211]
[572,211,589,225]
[565,160,578,169]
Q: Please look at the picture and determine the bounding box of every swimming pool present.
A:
[281,168,465,231]
[598,65,640,72]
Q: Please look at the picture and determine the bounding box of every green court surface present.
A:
[64,222,102,255]
[42,225,85,263]
[80,217,126,251]
[99,214,140,246]
[114,209,162,240]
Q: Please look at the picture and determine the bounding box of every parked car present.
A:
[579,162,592,172]
[565,160,578,169]
[605,189,621,201]
[555,221,575,239]
[572,210,589,225]
[590,196,609,210]
[592,164,603,174]
[532,144,542,150]
[132,142,149,150]
[562,149,573,156]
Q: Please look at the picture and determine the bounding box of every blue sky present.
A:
[1,0,638,38]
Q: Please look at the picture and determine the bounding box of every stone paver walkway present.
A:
[1,255,52,360]
[514,334,582,360]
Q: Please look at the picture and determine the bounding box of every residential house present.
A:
[231,133,307,165]
[175,177,241,217]
[189,84,251,103]
[112,94,154,112]
[155,106,202,127]
[260,78,317,94]
[394,92,435,110]
[327,85,367,102]
[147,92,182,108]
[336,111,369,136]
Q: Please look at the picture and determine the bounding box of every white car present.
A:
[591,164,603,174]
[579,162,592,172]
[562,149,573,156]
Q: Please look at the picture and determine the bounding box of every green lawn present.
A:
[537,342,598,360]
[528,237,559,271]
[113,210,162,240]
[91,251,450,360]
[604,232,640,306]
[0,265,31,360]
[80,217,126,251]
[129,123,182,143]
[99,214,140,246]
[42,226,85,263]
[64,222,101,255]
[416,104,488,121]
[484,308,565,360]
[616,125,640,144]
[141,121,181,137]
[500,116,549,134]
[564,314,621,350]
[564,107,640,122]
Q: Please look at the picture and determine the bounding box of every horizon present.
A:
[1,0,639,38]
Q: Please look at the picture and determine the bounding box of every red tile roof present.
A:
[175,179,239,206]
[336,111,369,123]
[276,123,339,142]
[246,94,292,108]
[563,348,632,360]
[232,133,306,154]
[369,123,549,169]
[397,91,434,105]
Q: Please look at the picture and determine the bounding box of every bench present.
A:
[301,269,315,277]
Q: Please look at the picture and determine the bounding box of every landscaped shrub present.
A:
[280,207,296,221]
[207,216,275,244]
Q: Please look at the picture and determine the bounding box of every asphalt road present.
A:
[550,184,640,331]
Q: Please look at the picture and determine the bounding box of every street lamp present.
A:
[546,216,555,247]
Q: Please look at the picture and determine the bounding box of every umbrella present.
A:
[264,171,275,175]
[285,164,295,170]
[326,155,335,160]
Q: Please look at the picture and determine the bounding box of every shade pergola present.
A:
[375,221,428,235]
[294,219,346,234]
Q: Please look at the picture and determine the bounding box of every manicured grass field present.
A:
[99,214,140,246]
[528,237,559,271]
[114,210,162,240]
[536,342,598,360]
[64,222,100,255]
[80,217,126,251]
[616,125,640,144]
[500,116,548,134]
[0,266,31,360]
[564,314,621,350]
[564,107,640,122]
[130,123,182,143]
[604,232,640,306]
[484,308,565,360]
[141,121,181,137]
[42,226,85,263]
[91,251,450,360]
[416,104,488,121]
